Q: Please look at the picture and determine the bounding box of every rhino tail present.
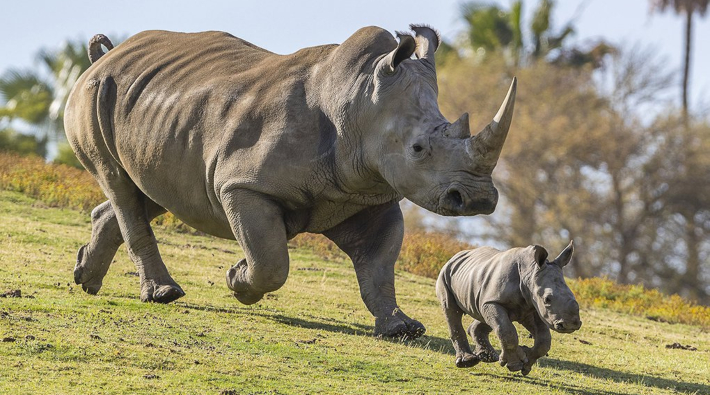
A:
[88,34,114,63]
[96,76,122,166]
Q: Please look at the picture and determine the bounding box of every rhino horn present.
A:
[444,113,470,139]
[410,24,440,66]
[468,77,517,169]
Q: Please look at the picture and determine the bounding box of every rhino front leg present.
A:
[519,314,552,376]
[467,319,499,363]
[436,276,478,367]
[74,199,166,295]
[481,303,528,372]
[222,189,290,305]
[323,202,425,339]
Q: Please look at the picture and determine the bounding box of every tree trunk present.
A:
[683,219,702,302]
[612,173,632,283]
[682,9,692,124]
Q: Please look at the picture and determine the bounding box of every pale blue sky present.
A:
[1,0,708,111]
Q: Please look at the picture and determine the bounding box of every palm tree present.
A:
[650,0,709,121]
[0,39,92,148]
[460,1,522,64]
[458,0,605,68]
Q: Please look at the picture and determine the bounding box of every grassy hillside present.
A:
[0,190,708,394]
[2,151,708,328]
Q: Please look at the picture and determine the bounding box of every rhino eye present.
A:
[412,144,423,153]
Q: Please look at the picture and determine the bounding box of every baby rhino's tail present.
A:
[88,34,114,63]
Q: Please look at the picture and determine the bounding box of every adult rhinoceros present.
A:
[64,25,516,338]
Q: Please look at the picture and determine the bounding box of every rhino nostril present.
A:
[554,322,564,330]
[448,189,463,208]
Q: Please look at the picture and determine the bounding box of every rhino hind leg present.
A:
[74,199,168,295]
[222,189,290,305]
[324,203,425,339]
[92,174,184,303]
[436,276,477,366]
[468,320,499,363]
[74,201,124,294]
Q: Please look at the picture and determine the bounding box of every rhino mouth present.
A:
[551,319,582,333]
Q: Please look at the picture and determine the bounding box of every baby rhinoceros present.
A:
[436,241,581,375]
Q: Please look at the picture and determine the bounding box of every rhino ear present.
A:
[410,24,440,63]
[553,240,574,268]
[383,33,416,72]
[531,245,548,268]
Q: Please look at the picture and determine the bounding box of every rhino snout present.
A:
[553,318,582,333]
[438,185,498,216]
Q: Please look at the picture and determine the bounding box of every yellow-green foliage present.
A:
[2,150,709,329]
[570,277,710,329]
[290,231,471,279]
[0,151,187,230]
[397,231,472,278]
[289,233,347,261]
[0,151,103,211]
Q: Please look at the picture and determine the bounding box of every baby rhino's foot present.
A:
[475,347,499,363]
[455,353,480,368]
[521,346,538,376]
[499,346,528,372]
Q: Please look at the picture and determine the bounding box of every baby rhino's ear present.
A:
[553,240,574,268]
[531,245,548,268]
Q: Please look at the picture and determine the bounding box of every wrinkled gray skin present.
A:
[436,241,581,374]
[64,25,517,338]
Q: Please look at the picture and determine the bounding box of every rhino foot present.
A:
[475,347,499,363]
[140,282,185,304]
[232,290,264,305]
[74,244,107,295]
[226,260,265,305]
[521,365,533,376]
[373,308,426,339]
[520,346,537,376]
[499,346,528,372]
[455,353,480,368]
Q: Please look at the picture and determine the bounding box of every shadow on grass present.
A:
[173,301,262,315]
[271,313,373,336]
[175,301,373,336]
[177,301,456,351]
[478,371,630,395]
[270,312,456,355]
[537,358,709,395]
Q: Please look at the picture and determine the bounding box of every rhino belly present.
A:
[114,139,234,239]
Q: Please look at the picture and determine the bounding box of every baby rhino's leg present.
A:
[519,314,552,376]
[436,276,479,368]
[468,319,499,362]
[481,303,528,372]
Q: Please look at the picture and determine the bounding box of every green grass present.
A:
[1,190,708,394]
